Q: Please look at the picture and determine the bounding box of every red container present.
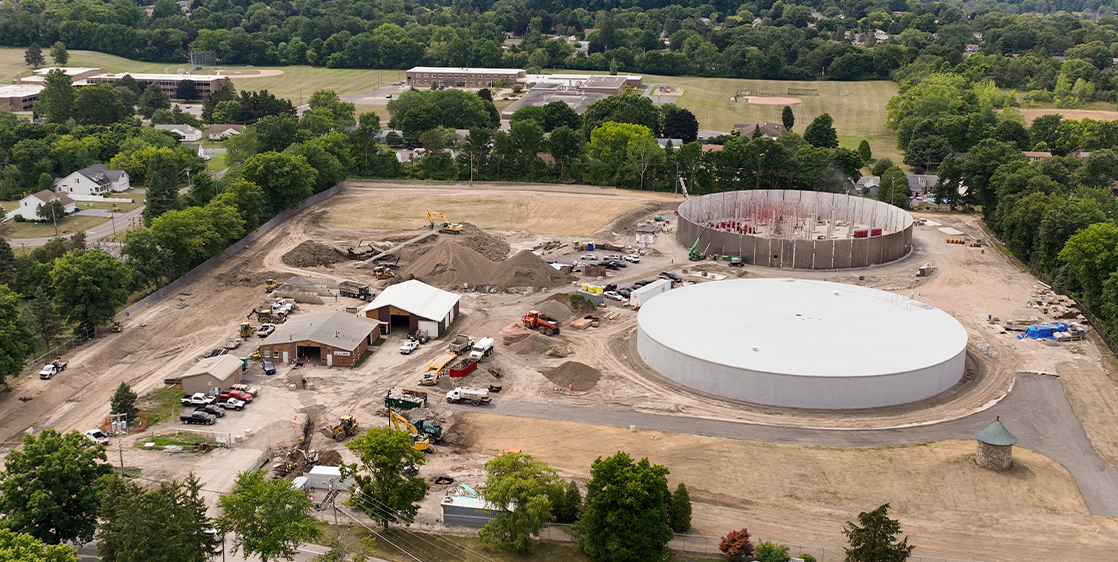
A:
[870,228,883,236]
[853,229,869,238]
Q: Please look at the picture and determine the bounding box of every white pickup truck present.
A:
[400,340,420,355]
[180,392,215,406]
[39,360,67,380]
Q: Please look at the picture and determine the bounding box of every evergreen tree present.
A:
[175,80,199,101]
[554,480,582,523]
[141,152,181,225]
[804,113,838,148]
[109,383,139,422]
[202,80,238,123]
[858,139,872,161]
[50,42,69,66]
[38,69,74,123]
[24,43,44,68]
[0,237,16,286]
[24,287,63,349]
[98,474,219,562]
[138,83,171,119]
[843,504,914,562]
[668,482,692,533]
[782,105,795,130]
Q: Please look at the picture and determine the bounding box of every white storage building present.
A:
[362,280,460,337]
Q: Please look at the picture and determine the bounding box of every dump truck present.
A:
[468,337,494,361]
[521,310,561,336]
[385,388,428,410]
[339,281,375,301]
[446,387,492,406]
[388,411,430,451]
[329,416,359,441]
[448,334,474,355]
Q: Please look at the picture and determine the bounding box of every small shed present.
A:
[975,417,1017,471]
[181,355,244,395]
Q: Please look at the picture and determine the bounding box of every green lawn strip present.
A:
[5,215,107,239]
[137,387,186,427]
[311,524,594,562]
[135,431,213,450]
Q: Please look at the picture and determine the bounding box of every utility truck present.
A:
[469,337,494,360]
[445,387,492,406]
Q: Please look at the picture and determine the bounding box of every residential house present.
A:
[155,124,202,142]
[54,164,130,196]
[855,176,880,195]
[907,174,938,197]
[1023,151,1053,163]
[8,190,76,221]
[207,124,244,140]
[733,122,786,139]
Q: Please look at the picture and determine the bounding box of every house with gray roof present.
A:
[54,164,130,196]
[256,311,381,367]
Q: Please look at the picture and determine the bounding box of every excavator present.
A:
[388,411,430,452]
[425,210,463,234]
[330,416,359,441]
[248,308,283,324]
[688,223,712,261]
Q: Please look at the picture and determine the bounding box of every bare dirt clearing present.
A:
[1017,108,1118,122]
[321,191,647,236]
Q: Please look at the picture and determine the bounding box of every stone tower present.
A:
[975,416,1017,471]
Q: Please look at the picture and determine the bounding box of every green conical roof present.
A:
[975,419,1017,446]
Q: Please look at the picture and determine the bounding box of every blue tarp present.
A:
[1017,323,1069,340]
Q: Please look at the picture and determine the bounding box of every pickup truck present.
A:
[180,411,217,425]
[180,393,215,406]
[218,390,253,403]
[196,404,226,417]
[400,340,420,355]
[218,397,245,410]
[39,360,67,380]
[230,383,260,396]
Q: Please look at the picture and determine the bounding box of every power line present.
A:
[344,492,499,562]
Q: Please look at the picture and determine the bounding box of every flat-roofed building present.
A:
[524,73,643,90]
[0,84,43,111]
[86,73,228,98]
[19,67,103,85]
[406,67,525,88]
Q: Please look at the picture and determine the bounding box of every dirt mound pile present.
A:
[500,324,554,355]
[542,362,601,391]
[316,449,343,466]
[399,241,575,291]
[459,222,510,261]
[535,299,575,323]
[282,241,348,268]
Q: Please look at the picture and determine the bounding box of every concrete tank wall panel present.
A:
[675,190,914,270]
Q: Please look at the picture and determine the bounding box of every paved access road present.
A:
[447,373,1118,517]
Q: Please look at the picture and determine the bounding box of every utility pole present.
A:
[116,440,126,478]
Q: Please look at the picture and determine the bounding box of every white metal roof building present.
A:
[636,278,967,409]
[362,279,460,337]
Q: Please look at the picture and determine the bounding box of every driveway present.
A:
[446,373,1118,517]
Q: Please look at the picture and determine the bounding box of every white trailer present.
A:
[629,278,672,308]
[304,465,354,491]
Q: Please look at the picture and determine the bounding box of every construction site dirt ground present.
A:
[2,181,1117,560]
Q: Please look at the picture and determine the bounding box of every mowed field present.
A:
[323,192,647,236]
[459,413,1118,561]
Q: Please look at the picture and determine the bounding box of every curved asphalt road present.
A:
[447,373,1118,517]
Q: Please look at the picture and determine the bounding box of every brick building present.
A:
[256,311,381,367]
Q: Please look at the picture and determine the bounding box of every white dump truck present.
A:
[445,387,492,406]
[468,337,495,361]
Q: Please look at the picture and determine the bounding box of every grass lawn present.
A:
[4,215,106,239]
[82,193,145,213]
[136,431,213,450]
[206,152,228,173]
[0,48,168,81]
[137,387,185,426]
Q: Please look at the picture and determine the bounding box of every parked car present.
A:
[580,254,597,260]
[400,340,420,354]
[634,280,652,287]
[219,389,254,403]
[231,383,260,396]
[601,261,620,270]
[603,291,625,302]
[604,284,618,292]
[218,397,245,410]
[180,411,216,425]
[625,254,641,263]
[257,324,276,338]
[262,358,276,375]
[606,254,623,261]
[84,429,109,445]
[180,392,215,406]
[196,404,226,417]
[618,288,633,298]
[660,272,682,282]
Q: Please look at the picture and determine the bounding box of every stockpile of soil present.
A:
[459,223,510,261]
[282,241,348,268]
[535,299,575,323]
[316,449,343,466]
[542,361,601,391]
[399,241,575,291]
[501,324,554,355]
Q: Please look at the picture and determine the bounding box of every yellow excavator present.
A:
[330,416,359,441]
[425,210,463,234]
[388,411,430,451]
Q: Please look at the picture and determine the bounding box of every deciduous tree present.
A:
[38,69,74,124]
[51,249,132,334]
[254,115,298,153]
[0,237,16,286]
[582,93,661,139]
[175,80,199,101]
[0,529,78,562]
[73,85,129,126]
[660,106,699,144]
[576,452,673,562]
[804,113,838,148]
[343,426,429,528]
[842,503,914,562]
[0,285,34,389]
[719,528,755,559]
[0,429,113,545]
[24,43,44,68]
[754,541,791,562]
[217,470,320,562]
[139,83,172,120]
[50,42,68,66]
[478,453,559,554]
[242,152,317,214]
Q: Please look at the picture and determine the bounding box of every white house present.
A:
[54,164,130,196]
[9,190,76,221]
[207,124,244,140]
[154,124,202,142]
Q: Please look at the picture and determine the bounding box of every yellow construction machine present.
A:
[111,321,123,333]
[265,278,278,293]
[372,265,396,279]
[238,322,257,338]
[425,210,463,234]
[330,416,360,441]
[388,411,430,451]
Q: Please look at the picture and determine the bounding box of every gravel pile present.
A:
[399,241,574,291]
[542,361,601,391]
[282,241,348,268]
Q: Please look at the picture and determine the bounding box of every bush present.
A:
[568,293,587,309]
[754,541,790,562]
[719,528,754,559]
[799,554,817,562]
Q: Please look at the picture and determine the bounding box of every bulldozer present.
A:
[425,210,463,234]
[265,278,278,293]
[111,321,123,333]
[238,322,257,338]
[372,265,396,279]
[330,416,359,441]
[388,411,430,451]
